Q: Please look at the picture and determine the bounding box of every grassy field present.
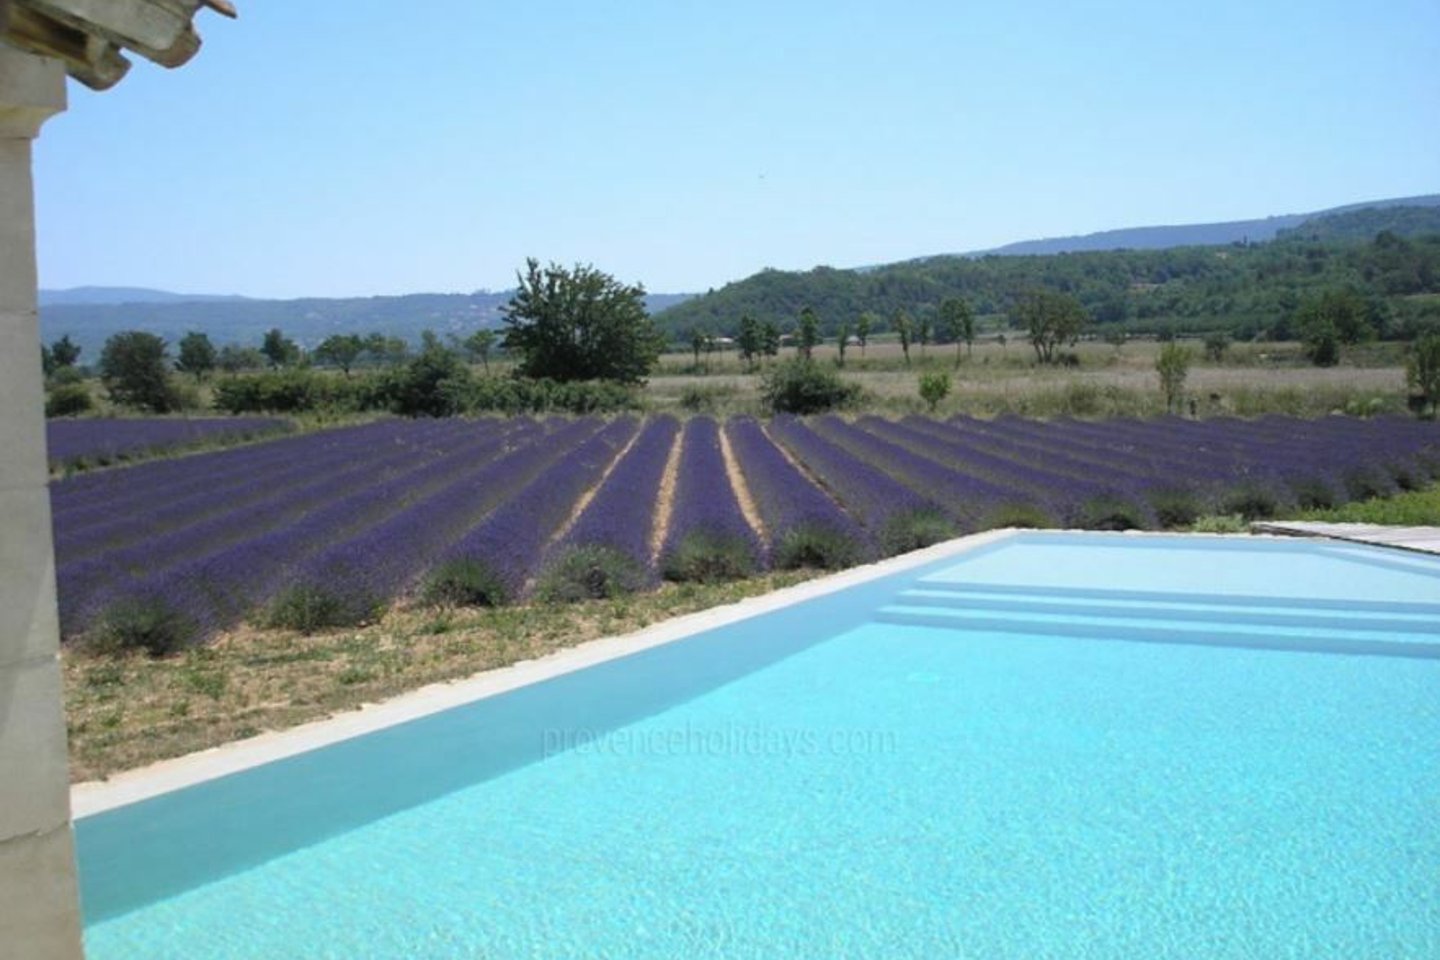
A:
[650,337,1413,418]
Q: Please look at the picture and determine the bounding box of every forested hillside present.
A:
[656,205,1440,341]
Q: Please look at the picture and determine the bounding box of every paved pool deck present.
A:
[1253,522,1440,556]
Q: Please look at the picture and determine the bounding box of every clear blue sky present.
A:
[33,0,1440,299]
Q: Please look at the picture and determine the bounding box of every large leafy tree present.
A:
[99,331,175,412]
[1015,290,1088,364]
[502,259,662,383]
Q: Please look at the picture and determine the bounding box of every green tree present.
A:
[1015,290,1088,364]
[463,329,497,372]
[1203,331,1230,362]
[1294,289,1379,358]
[314,334,366,377]
[917,315,932,357]
[894,309,913,366]
[50,334,81,369]
[737,314,762,369]
[835,318,852,368]
[261,328,300,369]
[1156,342,1192,414]
[175,331,217,382]
[760,319,781,359]
[99,331,176,412]
[918,370,951,412]
[939,297,974,366]
[856,312,873,358]
[1405,332,1440,419]
[797,307,820,359]
[502,258,662,383]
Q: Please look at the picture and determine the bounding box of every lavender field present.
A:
[51,414,1439,649]
[46,417,290,471]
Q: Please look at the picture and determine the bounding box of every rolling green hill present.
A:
[654,204,1440,341]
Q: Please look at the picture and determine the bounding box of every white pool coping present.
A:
[74,527,1045,818]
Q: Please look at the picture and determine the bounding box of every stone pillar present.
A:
[0,45,84,960]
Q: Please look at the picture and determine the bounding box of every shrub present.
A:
[1287,476,1342,511]
[457,376,642,415]
[1341,464,1397,501]
[422,559,509,607]
[1076,494,1152,531]
[265,584,373,633]
[661,531,757,583]
[536,546,646,603]
[1219,482,1286,521]
[760,358,861,414]
[1191,514,1248,534]
[1061,381,1103,417]
[678,384,738,413]
[982,502,1058,530]
[213,370,362,414]
[1156,342,1192,414]
[89,597,196,657]
[45,382,93,417]
[771,523,864,571]
[918,371,951,413]
[1146,488,1205,528]
[379,343,472,417]
[879,509,955,555]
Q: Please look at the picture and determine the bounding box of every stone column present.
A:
[0,45,84,960]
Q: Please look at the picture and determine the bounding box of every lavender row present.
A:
[544,416,681,579]
[724,418,869,568]
[866,417,1135,526]
[766,415,945,554]
[658,417,763,579]
[430,419,640,604]
[279,419,611,620]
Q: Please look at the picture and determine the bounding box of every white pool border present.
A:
[75,527,1052,818]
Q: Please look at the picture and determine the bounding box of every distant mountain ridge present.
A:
[38,286,252,307]
[957,194,1440,259]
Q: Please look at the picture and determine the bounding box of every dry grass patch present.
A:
[63,571,817,783]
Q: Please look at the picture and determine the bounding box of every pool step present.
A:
[878,587,1440,660]
[897,587,1440,636]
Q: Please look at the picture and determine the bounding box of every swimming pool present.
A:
[76,532,1440,958]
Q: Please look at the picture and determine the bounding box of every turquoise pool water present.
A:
[78,534,1440,958]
